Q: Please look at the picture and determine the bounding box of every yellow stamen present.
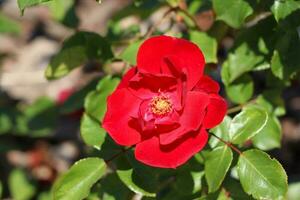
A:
[150,96,172,115]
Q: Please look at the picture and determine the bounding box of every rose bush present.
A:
[103,35,227,168]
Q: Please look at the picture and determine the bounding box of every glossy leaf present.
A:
[80,113,106,149]
[212,0,253,28]
[189,31,218,63]
[252,115,281,151]
[53,158,106,200]
[209,116,231,148]
[229,105,268,144]
[45,32,113,80]
[205,146,233,193]
[237,150,287,199]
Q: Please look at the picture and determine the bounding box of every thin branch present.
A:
[105,146,134,163]
[227,99,257,114]
[176,7,203,31]
[144,7,176,38]
[209,132,243,155]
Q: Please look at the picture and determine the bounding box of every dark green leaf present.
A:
[237,149,287,199]
[45,32,113,80]
[205,146,233,193]
[225,74,254,104]
[229,105,268,144]
[53,158,106,200]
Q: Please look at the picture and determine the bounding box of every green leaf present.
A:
[119,40,142,65]
[80,113,106,150]
[237,149,287,199]
[225,74,254,104]
[229,105,268,144]
[212,0,253,28]
[53,158,106,200]
[288,182,300,200]
[45,32,113,80]
[0,181,2,199]
[9,169,36,200]
[46,0,78,28]
[271,0,300,22]
[116,153,157,197]
[221,43,265,85]
[252,115,281,151]
[17,0,52,14]
[189,31,218,63]
[0,13,21,34]
[84,76,120,122]
[205,146,233,193]
[0,109,13,134]
[209,116,231,148]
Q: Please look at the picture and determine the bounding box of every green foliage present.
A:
[119,40,143,65]
[9,169,36,200]
[271,0,300,22]
[212,0,253,28]
[237,150,288,199]
[0,13,21,34]
[17,0,52,14]
[205,145,233,193]
[45,32,113,80]
[53,158,106,200]
[229,105,268,144]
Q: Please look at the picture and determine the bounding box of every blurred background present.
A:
[0,0,300,199]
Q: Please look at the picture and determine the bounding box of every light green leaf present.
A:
[84,76,120,122]
[189,31,218,63]
[225,74,254,104]
[237,149,287,199]
[45,32,113,80]
[205,146,233,193]
[252,115,281,151]
[271,0,300,22]
[229,105,268,144]
[53,158,106,200]
[80,113,106,150]
[212,0,253,28]
[288,182,300,200]
[9,169,36,200]
[17,0,52,14]
[209,115,231,148]
[0,13,21,34]
[119,40,142,65]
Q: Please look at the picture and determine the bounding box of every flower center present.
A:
[150,95,172,115]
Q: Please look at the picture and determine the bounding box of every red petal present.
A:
[159,91,209,145]
[117,67,137,90]
[137,36,205,89]
[135,128,208,168]
[194,75,220,94]
[203,94,227,129]
[103,88,142,146]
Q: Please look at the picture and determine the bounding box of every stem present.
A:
[105,146,134,163]
[177,7,203,31]
[144,7,176,38]
[227,99,257,114]
[209,132,243,155]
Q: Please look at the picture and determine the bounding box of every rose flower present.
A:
[103,35,227,168]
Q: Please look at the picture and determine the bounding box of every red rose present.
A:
[103,35,227,168]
